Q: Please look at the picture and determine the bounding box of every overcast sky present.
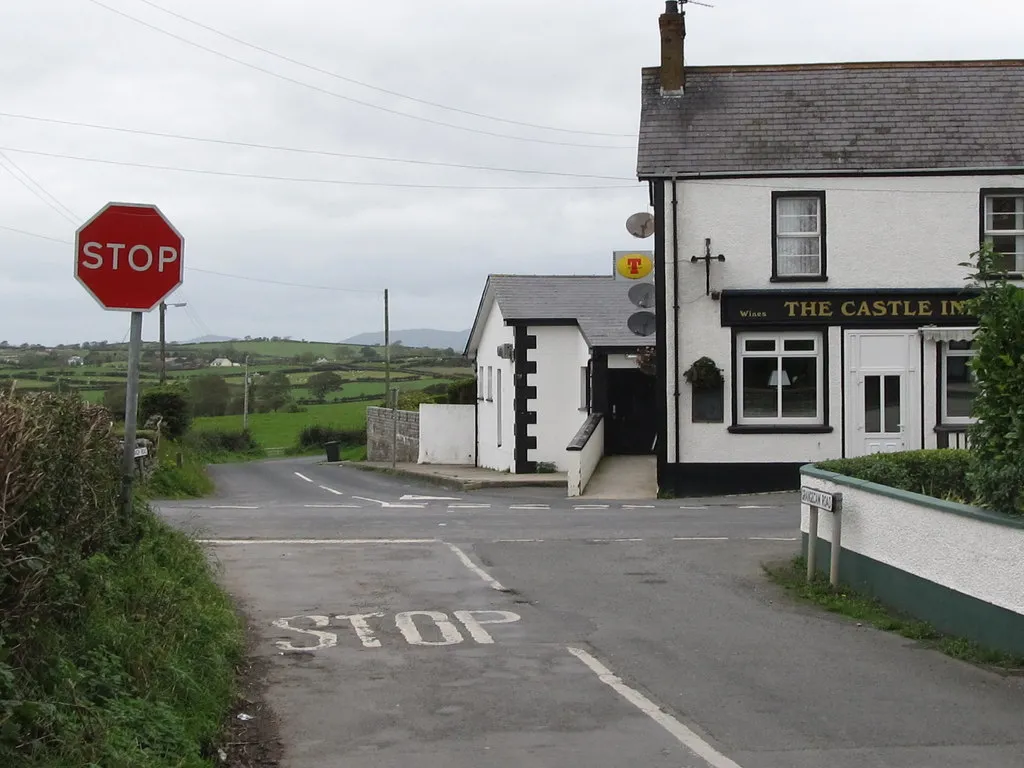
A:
[2,0,1021,346]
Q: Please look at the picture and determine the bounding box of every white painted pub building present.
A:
[639,2,1024,495]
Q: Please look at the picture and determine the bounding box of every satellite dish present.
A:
[626,212,655,239]
[628,282,656,309]
[627,311,657,337]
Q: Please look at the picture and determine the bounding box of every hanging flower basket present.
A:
[634,346,657,376]
[683,356,723,389]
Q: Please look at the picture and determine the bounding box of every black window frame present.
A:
[771,190,828,283]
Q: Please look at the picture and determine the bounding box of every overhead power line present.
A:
[0,154,79,224]
[0,112,634,181]
[133,0,634,139]
[0,146,641,191]
[84,0,634,150]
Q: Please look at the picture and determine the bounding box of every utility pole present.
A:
[242,354,250,431]
[159,300,187,384]
[383,288,390,403]
[390,386,398,469]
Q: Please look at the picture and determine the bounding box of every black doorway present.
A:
[605,369,657,455]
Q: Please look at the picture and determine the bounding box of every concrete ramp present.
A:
[581,455,657,499]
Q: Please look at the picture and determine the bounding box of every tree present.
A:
[360,346,379,361]
[139,382,193,439]
[189,374,231,417]
[334,346,351,361]
[103,383,127,418]
[255,371,292,412]
[307,371,343,402]
[963,243,1024,515]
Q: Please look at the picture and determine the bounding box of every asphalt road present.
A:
[159,458,1024,768]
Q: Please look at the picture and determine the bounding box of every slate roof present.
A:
[637,60,1024,178]
[465,275,654,356]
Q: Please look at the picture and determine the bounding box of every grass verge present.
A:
[2,509,244,767]
[765,556,1024,672]
[141,440,216,500]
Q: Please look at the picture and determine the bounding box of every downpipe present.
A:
[671,178,680,463]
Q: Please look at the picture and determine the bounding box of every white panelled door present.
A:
[845,330,920,457]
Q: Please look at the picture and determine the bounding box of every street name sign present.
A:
[801,486,835,512]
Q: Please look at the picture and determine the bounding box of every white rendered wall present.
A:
[418,404,475,465]
[659,175,1004,465]
[529,325,591,470]
[474,300,515,472]
[800,472,1024,616]
[567,419,605,497]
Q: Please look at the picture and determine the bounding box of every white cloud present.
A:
[1,0,1020,344]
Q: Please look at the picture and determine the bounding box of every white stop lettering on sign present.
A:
[80,242,180,272]
[394,611,464,646]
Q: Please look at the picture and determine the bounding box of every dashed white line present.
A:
[623,505,656,509]
[495,538,545,543]
[402,494,461,501]
[748,536,798,542]
[573,504,610,510]
[567,647,744,768]
[509,504,550,510]
[318,485,344,496]
[613,538,645,542]
[448,504,491,509]
[445,543,508,592]
[197,538,437,545]
[679,505,709,510]
[673,537,730,541]
[738,505,776,510]
[294,472,314,483]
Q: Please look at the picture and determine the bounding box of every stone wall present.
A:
[367,406,420,463]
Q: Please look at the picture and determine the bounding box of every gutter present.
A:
[638,165,1024,181]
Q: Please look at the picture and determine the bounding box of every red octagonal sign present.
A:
[75,202,184,312]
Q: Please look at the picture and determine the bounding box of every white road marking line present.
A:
[445,542,508,592]
[303,504,362,509]
[352,496,426,509]
[748,536,798,542]
[623,505,656,509]
[448,504,490,509]
[679,505,709,510]
[294,472,314,483]
[612,538,645,542]
[567,647,744,768]
[738,505,777,509]
[573,504,610,509]
[208,505,260,509]
[495,538,545,543]
[402,494,461,500]
[197,538,437,545]
[318,485,344,496]
[673,537,730,541]
[509,504,550,510]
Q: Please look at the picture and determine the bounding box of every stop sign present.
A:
[75,202,184,312]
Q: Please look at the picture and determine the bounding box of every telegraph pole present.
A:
[159,300,187,384]
[242,354,250,431]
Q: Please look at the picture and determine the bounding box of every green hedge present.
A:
[817,449,973,502]
[297,424,366,449]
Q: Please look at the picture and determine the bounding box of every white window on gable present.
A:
[773,192,825,279]
[487,366,493,401]
[477,366,484,399]
[983,191,1024,273]
[736,332,824,425]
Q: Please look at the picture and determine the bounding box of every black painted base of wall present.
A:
[802,533,1024,656]
[659,461,802,497]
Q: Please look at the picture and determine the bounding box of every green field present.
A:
[184,340,361,358]
[192,402,370,447]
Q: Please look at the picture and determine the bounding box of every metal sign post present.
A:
[801,486,843,586]
[121,311,144,517]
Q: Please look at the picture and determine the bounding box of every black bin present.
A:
[324,441,340,463]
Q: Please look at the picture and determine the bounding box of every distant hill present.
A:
[184,335,235,344]
[342,328,470,350]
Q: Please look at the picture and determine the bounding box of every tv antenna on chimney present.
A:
[682,0,716,7]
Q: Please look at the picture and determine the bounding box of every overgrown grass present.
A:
[765,557,1024,670]
[2,510,244,767]
[141,441,215,499]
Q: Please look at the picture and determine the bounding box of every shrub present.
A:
[817,449,973,502]
[297,424,367,449]
[962,243,1024,515]
[139,383,193,439]
[447,377,476,404]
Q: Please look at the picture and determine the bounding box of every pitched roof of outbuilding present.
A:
[465,275,655,356]
[637,59,1024,178]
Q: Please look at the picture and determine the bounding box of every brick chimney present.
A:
[659,1,685,95]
